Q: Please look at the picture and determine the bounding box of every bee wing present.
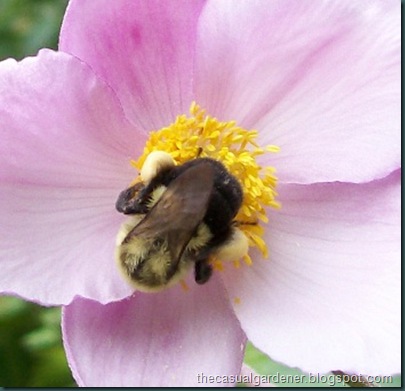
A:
[125,162,214,270]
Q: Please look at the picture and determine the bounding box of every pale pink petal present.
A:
[222,170,401,375]
[195,0,400,184]
[62,276,245,387]
[0,49,144,305]
[60,0,206,132]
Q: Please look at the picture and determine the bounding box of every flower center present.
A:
[131,102,280,271]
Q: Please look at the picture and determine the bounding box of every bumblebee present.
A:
[115,151,249,292]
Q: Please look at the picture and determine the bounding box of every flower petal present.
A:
[62,276,245,387]
[222,170,401,375]
[0,49,143,305]
[195,0,400,184]
[60,0,206,132]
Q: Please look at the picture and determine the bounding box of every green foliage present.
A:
[0,0,67,60]
[0,297,75,387]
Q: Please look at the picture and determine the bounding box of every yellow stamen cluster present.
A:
[132,102,280,267]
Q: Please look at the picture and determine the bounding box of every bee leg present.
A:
[115,182,148,215]
[194,259,213,285]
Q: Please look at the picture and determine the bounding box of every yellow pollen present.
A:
[234,297,241,305]
[132,102,280,269]
[211,258,225,272]
[243,254,253,266]
[180,280,189,292]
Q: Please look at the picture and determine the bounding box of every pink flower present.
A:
[0,0,400,386]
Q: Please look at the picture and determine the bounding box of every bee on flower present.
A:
[0,0,400,387]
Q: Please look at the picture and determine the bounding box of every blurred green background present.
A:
[0,0,401,387]
[0,0,67,61]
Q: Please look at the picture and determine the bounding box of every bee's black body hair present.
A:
[116,157,243,287]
